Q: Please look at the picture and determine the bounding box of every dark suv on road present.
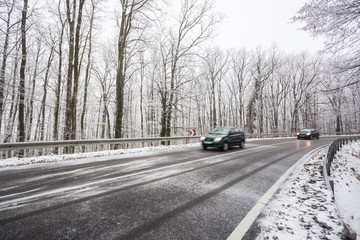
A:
[297,128,320,140]
[200,127,245,151]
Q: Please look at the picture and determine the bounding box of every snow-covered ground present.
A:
[1,139,359,239]
[0,143,199,168]
[332,141,360,239]
[256,140,360,240]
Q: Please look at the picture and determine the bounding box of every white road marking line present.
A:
[0,141,293,207]
[226,145,327,240]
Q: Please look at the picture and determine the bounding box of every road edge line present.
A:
[227,145,327,240]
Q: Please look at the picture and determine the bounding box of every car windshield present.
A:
[210,127,230,135]
[300,129,312,133]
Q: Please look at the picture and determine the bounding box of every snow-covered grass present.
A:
[256,141,360,240]
[332,141,360,238]
[0,143,199,168]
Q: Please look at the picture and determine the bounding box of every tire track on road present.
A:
[116,149,304,240]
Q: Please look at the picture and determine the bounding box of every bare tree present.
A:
[158,0,220,140]
[38,41,55,141]
[64,0,76,142]
[53,0,66,145]
[289,53,321,132]
[26,37,42,141]
[80,0,98,142]
[2,34,20,144]
[246,47,278,134]
[93,60,115,139]
[71,0,85,139]
[201,48,228,129]
[114,0,156,139]
[319,66,351,133]
[264,61,288,133]
[0,0,21,137]
[228,48,250,128]
[293,0,360,86]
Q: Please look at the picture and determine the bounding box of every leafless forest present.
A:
[0,0,359,145]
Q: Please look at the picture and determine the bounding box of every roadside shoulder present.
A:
[253,147,343,240]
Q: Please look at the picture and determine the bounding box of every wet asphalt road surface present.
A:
[0,137,339,239]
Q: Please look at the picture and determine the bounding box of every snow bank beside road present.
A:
[332,141,360,238]
[256,141,360,240]
[255,148,343,239]
[0,143,199,168]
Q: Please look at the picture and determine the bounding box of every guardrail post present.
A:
[330,147,335,163]
[326,162,331,176]
[329,180,334,193]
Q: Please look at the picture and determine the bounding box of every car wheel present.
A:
[239,141,245,149]
[202,146,207,150]
[222,142,229,151]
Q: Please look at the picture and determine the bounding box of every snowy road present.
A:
[0,137,339,239]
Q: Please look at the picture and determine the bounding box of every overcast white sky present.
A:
[211,0,324,53]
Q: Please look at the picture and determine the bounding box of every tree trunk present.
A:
[64,0,75,143]
[211,77,216,128]
[139,55,145,144]
[81,0,94,142]
[71,0,85,140]
[54,12,65,153]
[159,89,167,142]
[101,95,106,138]
[247,78,261,134]
[40,46,55,141]
[259,85,264,133]
[115,3,128,140]
[18,0,28,157]
[3,37,20,145]
[0,1,15,138]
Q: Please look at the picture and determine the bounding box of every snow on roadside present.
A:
[0,143,199,168]
[331,140,360,238]
[255,147,344,240]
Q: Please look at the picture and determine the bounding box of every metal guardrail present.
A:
[246,132,360,138]
[322,136,360,240]
[0,136,199,151]
[0,136,202,159]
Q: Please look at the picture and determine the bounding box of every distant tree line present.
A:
[0,0,359,150]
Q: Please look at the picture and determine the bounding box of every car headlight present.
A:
[200,136,205,141]
[297,132,299,135]
[306,133,311,136]
[214,137,222,142]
